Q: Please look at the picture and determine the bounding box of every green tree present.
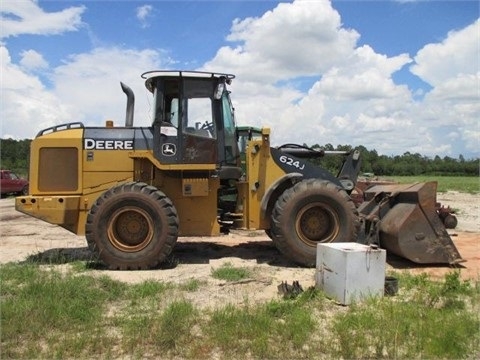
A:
[0,138,31,176]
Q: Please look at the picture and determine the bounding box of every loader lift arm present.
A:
[277,143,361,192]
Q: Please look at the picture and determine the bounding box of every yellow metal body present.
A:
[16,127,224,237]
[241,128,286,230]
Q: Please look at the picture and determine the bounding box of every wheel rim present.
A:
[107,206,154,252]
[295,202,340,246]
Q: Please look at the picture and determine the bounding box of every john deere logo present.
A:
[162,143,176,156]
[84,138,133,150]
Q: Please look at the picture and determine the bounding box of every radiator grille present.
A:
[39,147,78,191]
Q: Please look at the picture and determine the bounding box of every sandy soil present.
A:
[0,191,478,308]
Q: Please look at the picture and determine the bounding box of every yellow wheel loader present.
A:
[15,71,463,269]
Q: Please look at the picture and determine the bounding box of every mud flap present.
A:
[357,182,464,265]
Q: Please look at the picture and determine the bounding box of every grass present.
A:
[119,299,198,357]
[392,175,479,193]
[1,264,127,358]
[210,262,252,281]
[207,298,317,358]
[179,278,205,292]
[331,271,480,359]
[1,263,479,359]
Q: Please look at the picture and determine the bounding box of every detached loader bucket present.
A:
[357,181,463,265]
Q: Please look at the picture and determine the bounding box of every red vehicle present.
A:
[0,170,29,196]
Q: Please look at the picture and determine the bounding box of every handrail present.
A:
[36,122,84,137]
[141,70,235,80]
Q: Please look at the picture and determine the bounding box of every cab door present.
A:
[181,95,217,164]
[153,77,218,165]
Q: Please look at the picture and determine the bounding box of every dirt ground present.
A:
[0,191,478,308]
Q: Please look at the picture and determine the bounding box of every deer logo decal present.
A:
[162,143,176,156]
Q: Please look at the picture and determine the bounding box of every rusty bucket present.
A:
[357,182,463,265]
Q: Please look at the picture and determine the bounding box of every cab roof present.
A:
[142,70,235,93]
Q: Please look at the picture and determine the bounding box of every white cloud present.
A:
[411,19,479,86]
[136,5,153,29]
[205,0,416,152]
[425,73,479,102]
[1,45,172,139]
[0,0,85,39]
[356,114,401,132]
[408,20,480,157]
[462,129,480,154]
[51,47,171,127]
[204,0,359,82]
[0,45,70,138]
[203,0,478,157]
[19,49,48,70]
[316,45,412,101]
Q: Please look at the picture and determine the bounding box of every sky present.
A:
[1,0,479,159]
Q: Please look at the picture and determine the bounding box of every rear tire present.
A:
[86,182,179,270]
[271,179,359,267]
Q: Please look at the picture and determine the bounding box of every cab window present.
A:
[183,98,215,138]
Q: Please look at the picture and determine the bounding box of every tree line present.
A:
[311,144,479,177]
[0,138,478,178]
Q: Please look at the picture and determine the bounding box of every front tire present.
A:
[271,179,359,267]
[86,182,179,270]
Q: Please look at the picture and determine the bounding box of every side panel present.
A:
[148,168,221,236]
[82,128,152,191]
[169,178,221,236]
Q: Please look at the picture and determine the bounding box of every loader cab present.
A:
[144,71,240,173]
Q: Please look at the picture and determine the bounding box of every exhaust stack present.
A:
[120,82,135,128]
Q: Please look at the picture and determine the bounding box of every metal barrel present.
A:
[358,182,464,265]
